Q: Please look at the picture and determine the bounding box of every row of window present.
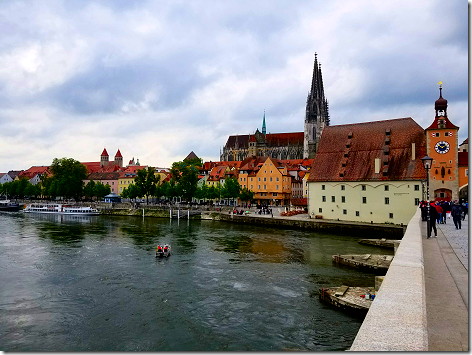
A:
[258,192,278,197]
[431,132,452,137]
[321,196,421,205]
[321,184,420,191]
[318,207,395,219]
[240,176,285,183]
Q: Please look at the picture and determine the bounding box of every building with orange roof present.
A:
[18,166,50,185]
[307,117,426,225]
[238,156,292,206]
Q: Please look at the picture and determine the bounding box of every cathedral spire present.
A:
[262,110,266,135]
[304,53,329,159]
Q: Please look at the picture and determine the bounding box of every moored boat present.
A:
[23,203,99,215]
[332,254,392,274]
[319,286,375,315]
[0,200,20,212]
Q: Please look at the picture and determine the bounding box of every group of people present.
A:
[420,200,468,237]
[257,206,273,216]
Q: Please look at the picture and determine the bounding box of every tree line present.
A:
[1,157,255,205]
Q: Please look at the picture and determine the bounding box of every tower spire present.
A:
[262,110,266,135]
[304,53,329,159]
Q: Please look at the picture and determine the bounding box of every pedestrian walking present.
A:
[451,201,462,229]
[461,201,468,220]
[434,203,443,224]
[428,202,438,238]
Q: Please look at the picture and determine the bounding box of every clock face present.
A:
[435,141,450,154]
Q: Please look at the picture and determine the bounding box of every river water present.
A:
[0,212,391,351]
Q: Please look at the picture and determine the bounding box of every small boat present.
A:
[0,200,21,212]
[23,203,99,215]
[332,254,392,274]
[319,285,375,315]
[156,244,171,257]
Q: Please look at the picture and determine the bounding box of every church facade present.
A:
[220,54,329,161]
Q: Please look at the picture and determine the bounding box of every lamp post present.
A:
[422,156,433,239]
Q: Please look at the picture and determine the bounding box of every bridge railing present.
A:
[349,208,428,351]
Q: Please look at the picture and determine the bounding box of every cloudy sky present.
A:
[0,0,468,172]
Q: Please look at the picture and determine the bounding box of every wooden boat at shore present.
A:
[332,254,392,274]
[358,238,397,248]
[319,286,375,315]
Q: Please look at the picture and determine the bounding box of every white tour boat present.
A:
[23,203,100,216]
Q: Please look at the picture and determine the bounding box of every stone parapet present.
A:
[350,208,427,351]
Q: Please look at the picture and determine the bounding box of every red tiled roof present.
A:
[101,148,109,156]
[81,162,102,174]
[425,116,459,130]
[19,166,50,179]
[225,132,304,149]
[460,138,468,145]
[308,117,427,182]
[115,149,122,158]
[458,151,468,167]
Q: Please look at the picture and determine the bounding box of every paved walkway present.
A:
[437,215,468,270]
[422,215,468,351]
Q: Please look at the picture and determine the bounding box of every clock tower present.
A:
[425,85,459,201]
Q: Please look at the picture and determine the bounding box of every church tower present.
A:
[100,148,109,167]
[114,149,123,168]
[425,84,459,201]
[304,53,330,159]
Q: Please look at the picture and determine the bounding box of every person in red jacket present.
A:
[434,203,444,224]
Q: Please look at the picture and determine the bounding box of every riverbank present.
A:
[202,212,405,239]
[97,205,405,238]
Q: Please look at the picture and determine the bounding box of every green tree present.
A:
[161,180,178,201]
[49,158,88,200]
[126,183,141,201]
[221,177,241,205]
[16,178,30,198]
[170,161,200,202]
[239,187,254,205]
[24,183,41,199]
[8,181,18,198]
[134,167,160,204]
[0,181,11,197]
[195,183,209,202]
[84,180,96,200]
[93,182,111,201]
[207,184,221,204]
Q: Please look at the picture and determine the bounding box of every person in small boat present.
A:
[164,245,168,253]
[157,245,163,253]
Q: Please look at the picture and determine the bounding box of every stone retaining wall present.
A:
[203,212,405,238]
[349,208,427,351]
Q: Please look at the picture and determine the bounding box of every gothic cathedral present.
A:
[220,54,329,161]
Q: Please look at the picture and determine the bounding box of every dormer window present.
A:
[385,129,391,136]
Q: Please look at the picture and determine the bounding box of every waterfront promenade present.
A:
[423,215,468,351]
